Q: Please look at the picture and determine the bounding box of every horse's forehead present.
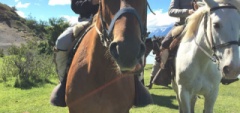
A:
[209,9,240,41]
[103,0,146,14]
[211,8,240,27]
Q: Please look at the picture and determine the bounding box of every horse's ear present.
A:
[153,35,156,39]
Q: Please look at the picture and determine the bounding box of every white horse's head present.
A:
[203,0,240,79]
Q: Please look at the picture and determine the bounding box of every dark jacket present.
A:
[168,0,198,25]
[71,0,99,19]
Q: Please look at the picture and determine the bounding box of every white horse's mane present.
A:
[181,6,208,41]
[181,0,240,41]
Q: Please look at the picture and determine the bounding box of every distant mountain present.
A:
[148,24,174,38]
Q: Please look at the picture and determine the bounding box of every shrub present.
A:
[0,49,4,57]
[0,41,57,88]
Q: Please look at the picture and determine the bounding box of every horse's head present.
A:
[96,0,147,73]
[203,0,240,79]
[144,36,163,57]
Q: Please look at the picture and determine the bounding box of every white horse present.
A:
[173,0,240,113]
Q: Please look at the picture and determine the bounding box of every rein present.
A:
[96,0,147,47]
[195,5,240,64]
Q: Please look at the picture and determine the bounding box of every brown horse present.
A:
[144,36,163,64]
[65,0,149,113]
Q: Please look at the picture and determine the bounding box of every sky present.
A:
[0,0,177,64]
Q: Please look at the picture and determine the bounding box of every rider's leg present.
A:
[160,30,173,69]
[146,60,160,89]
[134,74,153,106]
[50,21,90,107]
[50,26,73,107]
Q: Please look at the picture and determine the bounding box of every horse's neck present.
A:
[145,46,152,57]
[190,19,214,64]
[195,18,212,52]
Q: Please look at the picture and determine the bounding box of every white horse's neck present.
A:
[177,14,218,74]
[194,14,215,62]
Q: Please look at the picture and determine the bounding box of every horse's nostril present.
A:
[109,42,119,59]
[137,43,146,59]
[223,66,230,74]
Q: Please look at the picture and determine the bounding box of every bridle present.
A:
[195,4,240,64]
[95,0,147,47]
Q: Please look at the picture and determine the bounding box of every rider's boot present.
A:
[50,49,68,107]
[134,75,153,107]
[146,76,154,89]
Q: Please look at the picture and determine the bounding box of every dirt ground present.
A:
[0,22,29,53]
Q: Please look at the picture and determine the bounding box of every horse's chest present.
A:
[181,75,220,95]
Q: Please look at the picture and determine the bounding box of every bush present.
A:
[0,49,4,57]
[0,41,57,88]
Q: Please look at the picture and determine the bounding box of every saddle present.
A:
[169,25,184,51]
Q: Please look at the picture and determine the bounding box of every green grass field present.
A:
[0,64,239,113]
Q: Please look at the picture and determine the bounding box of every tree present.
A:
[44,17,69,54]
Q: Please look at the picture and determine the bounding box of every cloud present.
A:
[147,9,177,32]
[15,0,19,2]
[16,10,26,18]
[48,0,70,6]
[16,2,30,8]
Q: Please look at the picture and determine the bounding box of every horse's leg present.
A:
[178,86,191,113]
[176,92,183,113]
[203,89,218,113]
[190,95,197,113]
[172,80,183,113]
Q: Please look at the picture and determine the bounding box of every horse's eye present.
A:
[213,23,220,29]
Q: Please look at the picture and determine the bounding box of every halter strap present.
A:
[98,1,146,47]
[107,7,144,39]
[210,5,237,12]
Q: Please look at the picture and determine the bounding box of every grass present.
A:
[0,64,240,113]
[0,79,68,113]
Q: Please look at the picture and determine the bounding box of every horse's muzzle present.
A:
[109,41,145,72]
[222,65,240,79]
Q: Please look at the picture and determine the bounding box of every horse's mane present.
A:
[181,0,240,41]
[181,6,208,41]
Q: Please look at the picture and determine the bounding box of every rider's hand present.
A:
[91,0,99,5]
[188,9,195,15]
